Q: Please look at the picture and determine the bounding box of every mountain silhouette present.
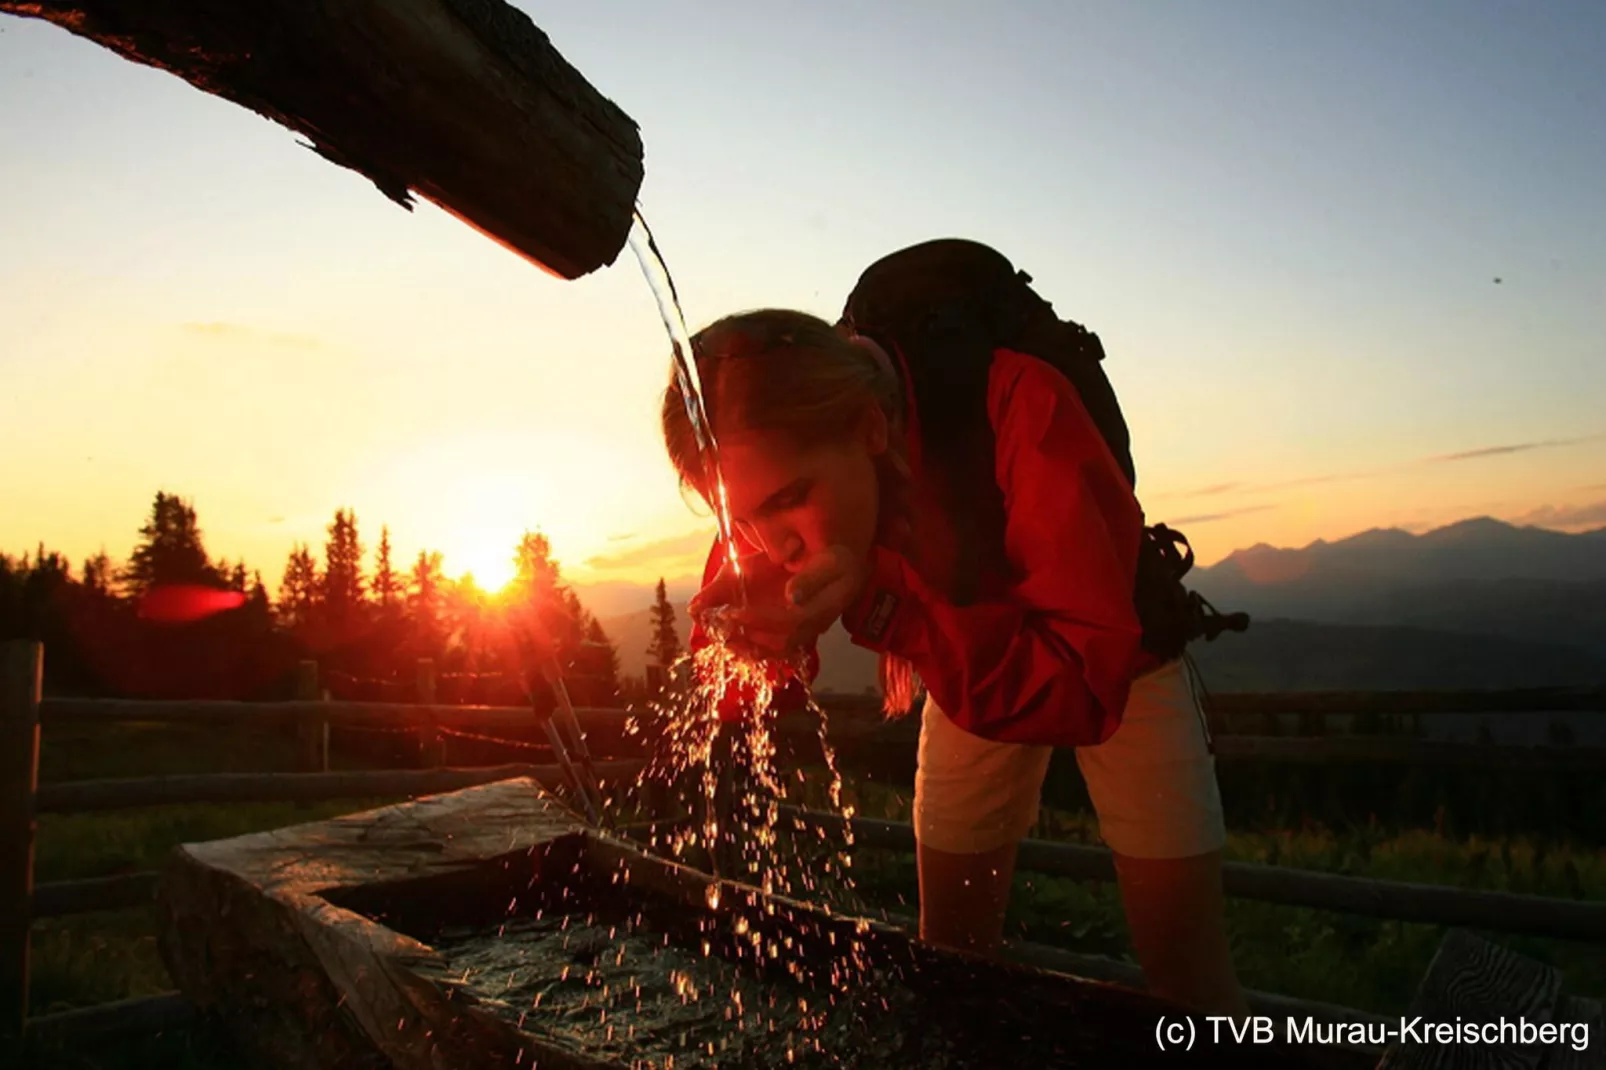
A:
[593,517,1606,694]
[1190,517,1606,653]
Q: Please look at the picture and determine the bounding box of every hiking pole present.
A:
[538,656,608,827]
[515,663,602,826]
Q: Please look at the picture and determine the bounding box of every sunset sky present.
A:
[3,1,1603,600]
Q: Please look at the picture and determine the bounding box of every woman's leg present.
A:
[1075,658,1247,1015]
[916,839,1018,954]
[912,692,1052,956]
[1111,848,1249,1015]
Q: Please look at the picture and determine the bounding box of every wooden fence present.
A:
[3,639,1604,1049]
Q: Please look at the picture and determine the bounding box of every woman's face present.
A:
[714,415,884,573]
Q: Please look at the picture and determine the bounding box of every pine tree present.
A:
[81,551,114,596]
[408,549,446,655]
[248,570,271,615]
[229,562,249,593]
[648,577,682,668]
[371,525,400,609]
[320,507,365,631]
[277,543,320,629]
[584,616,621,696]
[120,491,221,597]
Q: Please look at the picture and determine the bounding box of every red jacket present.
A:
[690,346,1158,747]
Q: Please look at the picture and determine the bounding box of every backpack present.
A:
[840,238,1248,662]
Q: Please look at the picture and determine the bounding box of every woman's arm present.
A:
[841,348,1148,747]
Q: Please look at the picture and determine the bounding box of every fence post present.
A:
[295,660,327,772]
[1,641,43,1035]
[417,659,443,768]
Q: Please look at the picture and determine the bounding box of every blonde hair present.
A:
[662,309,921,716]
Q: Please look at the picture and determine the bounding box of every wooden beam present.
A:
[32,872,160,918]
[1213,736,1606,772]
[34,760,644,813]
[294,660,326,773]
[1,0,644,278]
[39,697,631,734]
[780,808,1606,943]
[23,992,194,1047]
[1203,687,1606,716]
[1,641,42,1036]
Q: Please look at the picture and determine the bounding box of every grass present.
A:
[13,723,1605,1066]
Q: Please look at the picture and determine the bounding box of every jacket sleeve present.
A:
[840,349,1148,747]
[687,535,820,721]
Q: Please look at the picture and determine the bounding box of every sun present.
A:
[453,542,517,595]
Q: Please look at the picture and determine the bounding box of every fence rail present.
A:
[1203,686,1606,716]
[5,639,1605,1049]
[39,696,633,733]
[32,872,161,919]
[1210,735,1606,771]
[780,808,1606,944]
[785,720,1606,772]
[33,761,643,814]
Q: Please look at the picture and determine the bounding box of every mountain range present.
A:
[582,518,1606,695]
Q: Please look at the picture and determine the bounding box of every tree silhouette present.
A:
[320,507,365,636]
[510,531,579,650]
[81,551,113,596]
[648,577,681,668]
[371,526,400,610]
[277,543,320,630]
[120,491,220,597]
[247,570,271,617]
[584,616,621,698]
[408,549,447,658]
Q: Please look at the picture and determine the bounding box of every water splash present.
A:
[613,210,880,1058]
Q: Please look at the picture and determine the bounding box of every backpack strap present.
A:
[1135,524,1251,662]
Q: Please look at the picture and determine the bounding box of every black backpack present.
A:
[840,238,1248,663]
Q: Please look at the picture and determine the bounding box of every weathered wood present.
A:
[780,808,1606,943]
[1548,995,1602,1070]
[34,760,644,813]
[783,713,1606,771]
[1212,737,1606,772]
[1,0,644,278]
[415,658,444,768]
[1,641,42,1035]
[295,659,327,773]
[22,991,195,1048]
[155,779,1327,1069]
[32,871,161,918]
[38,693,1601,771]
[39,696,632,734]
[1202,687,1606,716]
[1376,929,1562,1069]
[809,689,1606,721]
[156,780,591,1068]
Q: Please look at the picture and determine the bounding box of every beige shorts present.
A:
[912,657,1226,859]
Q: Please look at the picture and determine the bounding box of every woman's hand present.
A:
[690,545,868,660]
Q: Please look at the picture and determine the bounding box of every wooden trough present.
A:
[153,778,1337,1069]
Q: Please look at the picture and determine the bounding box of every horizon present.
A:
[4,2,1604,593]
[6,499,1599,617]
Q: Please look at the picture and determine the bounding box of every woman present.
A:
[662,251,1248,1016]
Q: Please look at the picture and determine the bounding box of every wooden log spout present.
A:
[2,0,645,278]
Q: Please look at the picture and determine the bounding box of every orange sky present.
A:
[3,6,1603,596]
